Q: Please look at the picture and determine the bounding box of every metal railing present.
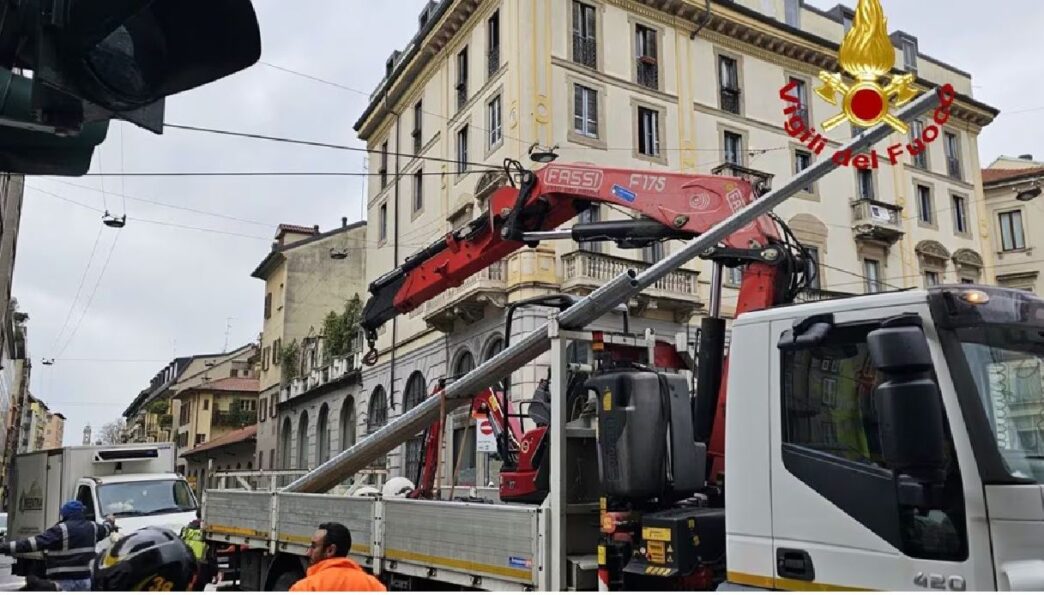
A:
[947,157,963,180]
[487,48,500,78]
[211,409,257,428]
[572,35,596,68]
[851,198,902,227]
[423,261,506,315]
[720,88,741,114]
[637,60,658,89]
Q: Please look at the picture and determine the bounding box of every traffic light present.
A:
[0,0,261,175]
[0,68,108,176]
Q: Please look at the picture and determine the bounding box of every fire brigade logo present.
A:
[816,0,916,134]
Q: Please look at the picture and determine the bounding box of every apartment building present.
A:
[354,0,998,486]
[982,154,1044,294]
[174,377,259,461]
[42,412,65,449]
[252,219,367,472]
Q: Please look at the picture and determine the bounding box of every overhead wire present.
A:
[48,226,104,357]
[55,229,122,358]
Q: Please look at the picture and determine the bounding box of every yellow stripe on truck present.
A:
[383,548,533,582]
[275,534,371,555]
[727,571,870,592]
[207,525,267,539]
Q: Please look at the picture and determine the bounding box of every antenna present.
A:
[223,318,234,352]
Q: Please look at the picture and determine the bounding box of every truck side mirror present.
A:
[867,320,947,489]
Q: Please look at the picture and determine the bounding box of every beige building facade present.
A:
[982,155,1044,295]
[354,0,998,486]
[252,220,368,471]
[42,412,65,450]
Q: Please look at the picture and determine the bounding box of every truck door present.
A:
[45,455,63,522]
[767,307,991,591]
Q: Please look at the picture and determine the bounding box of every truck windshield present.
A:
[97,480,197,517]
[931,288,1044,484]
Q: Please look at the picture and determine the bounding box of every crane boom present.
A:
[286,86,945,494]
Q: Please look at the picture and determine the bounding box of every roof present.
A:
[982,167,1044,186]
[90,473,183,485]
[251,220,366,280]
[277,224,320,237]
[181,425,258,458]
[193,377,260,393]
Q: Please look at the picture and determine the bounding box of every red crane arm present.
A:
[361,162,779,344]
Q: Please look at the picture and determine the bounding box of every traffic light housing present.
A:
[26,0,263,132]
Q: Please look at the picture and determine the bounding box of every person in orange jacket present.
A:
[290,522,386,592]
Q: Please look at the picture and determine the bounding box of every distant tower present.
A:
[82,425,92,446]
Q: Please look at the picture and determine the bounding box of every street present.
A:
[0,556,23,591]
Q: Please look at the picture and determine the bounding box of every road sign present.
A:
[476,419,497,453]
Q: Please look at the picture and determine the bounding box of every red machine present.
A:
[365,160,815,490]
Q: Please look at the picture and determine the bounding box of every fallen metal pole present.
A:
[286,88,945,494]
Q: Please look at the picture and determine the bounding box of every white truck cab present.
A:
[75,473,198,538]
[725,286,1044,591]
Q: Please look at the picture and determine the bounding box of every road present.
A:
[0,555,23,591]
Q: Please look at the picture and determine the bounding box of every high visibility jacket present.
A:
[7,519,113,581]
[290,558,386,592]
[180,525,206,560]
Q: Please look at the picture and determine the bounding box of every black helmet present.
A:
[92,527,197,591]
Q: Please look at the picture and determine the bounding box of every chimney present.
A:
[341,217,348,228]
[1020,154,1034,161]
[313,225,320,233]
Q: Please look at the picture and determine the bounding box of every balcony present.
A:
[212,408,257,428]
[561,251,702,322]
[947,157,963,180]
[423,262,507,332]
[851,198,904,244]
[487,48,500,78]
[572,35,596,68]
[720,87,741,114]
[711,162,775,197]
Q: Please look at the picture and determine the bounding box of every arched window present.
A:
[280,419,292,469]
[453,350,476,377]
[339,396,356,452]
[402,372,427,482]
[482,336,504,362]
[367,386,388,467]
[317,404,331,462]
[297,410,310,469]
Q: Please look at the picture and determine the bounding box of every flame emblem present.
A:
[816,0,917,133]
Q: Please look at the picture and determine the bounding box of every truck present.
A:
[9,443,198,578]
[200,86,1044,591]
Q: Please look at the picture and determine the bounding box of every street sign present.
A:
[476,419,497,453]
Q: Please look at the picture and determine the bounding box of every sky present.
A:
[11,0,1044,445]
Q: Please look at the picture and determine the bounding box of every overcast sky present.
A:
[12,0,1044,445]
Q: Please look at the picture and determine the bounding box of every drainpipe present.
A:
[391,107,402,474]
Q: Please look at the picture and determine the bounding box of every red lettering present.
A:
[808,133,827,156]
[938,83,956,109]
[870,150,880,169]
[833,149,852,166]
[887,143,905,165]
[933,106,951,126]
[784,114,807,138]
[779,80,801,104]
[907,139,927,157]
[923,124,939,143]
[854,154,871,169]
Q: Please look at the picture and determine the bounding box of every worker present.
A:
[179,510,215,591]
[0,501,115,591]
[93,526,198,591]
[290,522,386,592]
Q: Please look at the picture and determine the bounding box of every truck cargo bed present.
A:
[204,490,544,590]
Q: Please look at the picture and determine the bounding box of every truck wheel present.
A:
[270,570,304,591]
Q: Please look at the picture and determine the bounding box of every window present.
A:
[643,241,665,264]
[781,322,967,561]
[76,484,96,520]
[403,373,428,483]
[367,387,389,467]
[718,55,741,114]
[806,246,822,290]
[925,271,941,287]
[262,347,270,371]
[952,195,968,234]
[573,84,598,138]
[195,434,205,446]
[917,185,933,225]
[340,397,356,451]
[378,203,388,242]
[578,204,603,253]
[297,411,309,469]
[379,141,388,189]
[412,171,423,214]
[572,1,597,68]
[456,125,469,175]
[456,47,468,110]
[910,120,928,169]
[317,404,330,464]
[857,168,874,200]
[637,107,660,157]
[944,132,962,179]
[789,77,809,126]
[784,0,801,28]
[273,339,281,366]
[452,425,478,486]
[488,95,503,148]
[203,399,209,411]
[999,210,1026,251]
[264,293,272,320]
[635,24,658,89]
[487,10,500,78]
[902,40,918,73]
[723,131,743,165]
[412,101,423,154]
[726,266,744,287]
[260,397,267,422]
[864,259,881,293]
[795,149,813,193]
